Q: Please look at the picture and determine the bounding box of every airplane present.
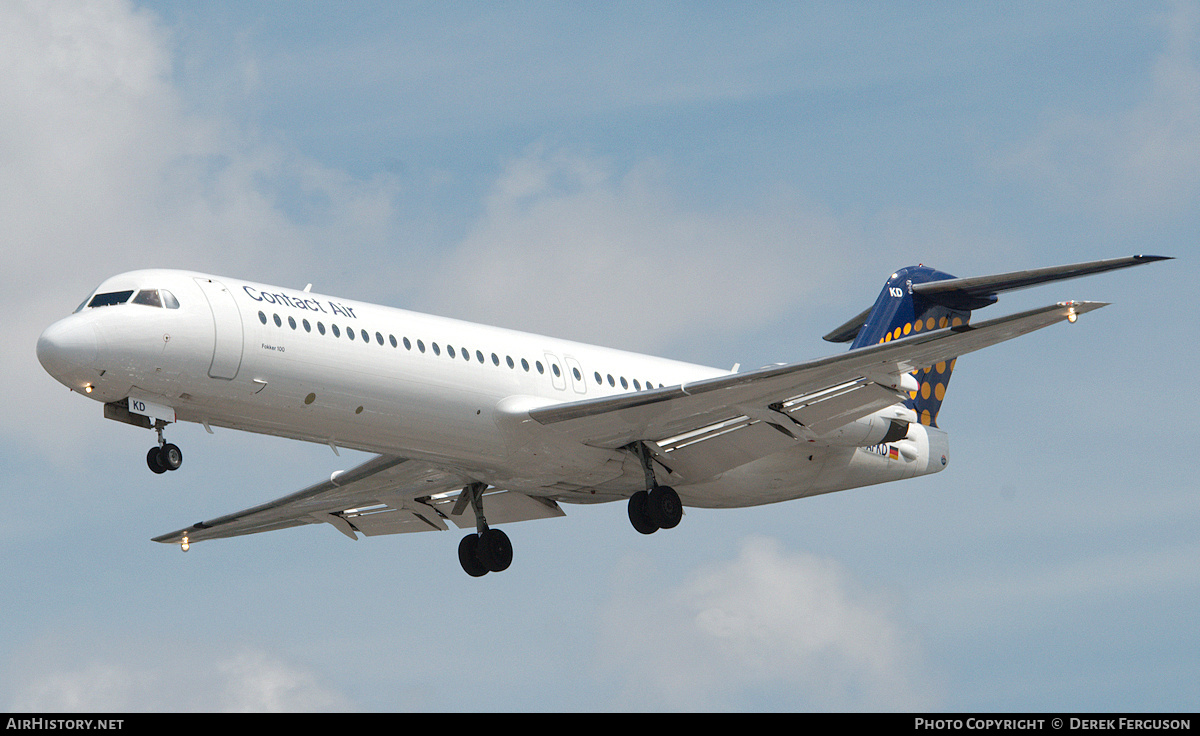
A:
[36,255,1168,576]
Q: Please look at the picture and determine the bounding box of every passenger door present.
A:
[193,278,244,380]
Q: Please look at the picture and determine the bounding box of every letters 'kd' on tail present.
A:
[822,255,1173,428]
[848,265,968,427]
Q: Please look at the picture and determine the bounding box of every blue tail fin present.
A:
[849,266,977,428]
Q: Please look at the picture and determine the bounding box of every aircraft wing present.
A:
[529,301,1104,477]
[153,454,564,547]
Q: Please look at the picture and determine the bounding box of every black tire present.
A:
[458,534,489,577]
[159,443,183,471]
[477,528,513,573]
[147,447,167,474]
[628,490,659,535]
[648,485,682,530]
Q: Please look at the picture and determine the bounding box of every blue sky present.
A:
[1,0,1196,712]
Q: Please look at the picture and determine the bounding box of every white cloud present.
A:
[6,639,353,712]
[1,0,407,455]
[596,536,941,711]
[417,146,862,354]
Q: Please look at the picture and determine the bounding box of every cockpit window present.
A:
[78,287,179,311]
[86,290,134,309]
[132,289,162,307]
[130,289,180,309]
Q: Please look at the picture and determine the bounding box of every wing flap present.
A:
[430,489,566,529]
[777,379,904,435]
[530,301,1105,455]
[655,416,800,481]
[153,455,469,544]
[154,454,564,547]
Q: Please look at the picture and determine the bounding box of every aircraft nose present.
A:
[37,317,99,378]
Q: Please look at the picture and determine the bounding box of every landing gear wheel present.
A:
[458,529,513,576]
[454,483,514,577]
[477,528,513,572]
[647,485,682,529]
[147,447,167,474]
[159,443,183,471]
[628,490,659,535]
[458,534,489,577]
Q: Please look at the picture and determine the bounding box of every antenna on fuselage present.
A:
[303,284,312,292]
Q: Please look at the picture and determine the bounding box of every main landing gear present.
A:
[456,482,513,577]
[146,421,183,474]
[626,441,683,535]
[628,485,682,535]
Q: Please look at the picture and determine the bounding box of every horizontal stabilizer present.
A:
[822,306,874,344]
[911,254,1171,310]
[823,255,1169,343]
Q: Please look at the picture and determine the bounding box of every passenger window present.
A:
[376,332,384,345]
[447,345,456,358]
[552,364,561,377]
[522,358,530,372]
[506,356,514,369]
[491,353,500,366]
[633,379,641,390]
[476,350,485,363]
[432,342,441,356]
[389,335,397,348]
[332,324,341,338]
[318,322,326,335]
[288,316,297,330]
[417,340,425,353]
[360,329,369,342]
[594,372,602,384]
[607,374,615,387]
[462,348,470,361]
[274,314,282,327]
[620,377,628,389]
[404,337,411,350]
[536,361,544,374]
[303,319,311,332]
[348,327,356,341]
[259,311,267,324]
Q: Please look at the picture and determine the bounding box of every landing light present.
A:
[1067,307,1078,323]
[181,536,190,552]
[83,384,93,394]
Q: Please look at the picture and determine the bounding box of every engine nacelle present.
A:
[815,413,910,447]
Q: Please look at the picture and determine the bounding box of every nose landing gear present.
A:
[147,421,183,474]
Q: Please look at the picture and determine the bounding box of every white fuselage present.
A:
[37,269,948,510]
